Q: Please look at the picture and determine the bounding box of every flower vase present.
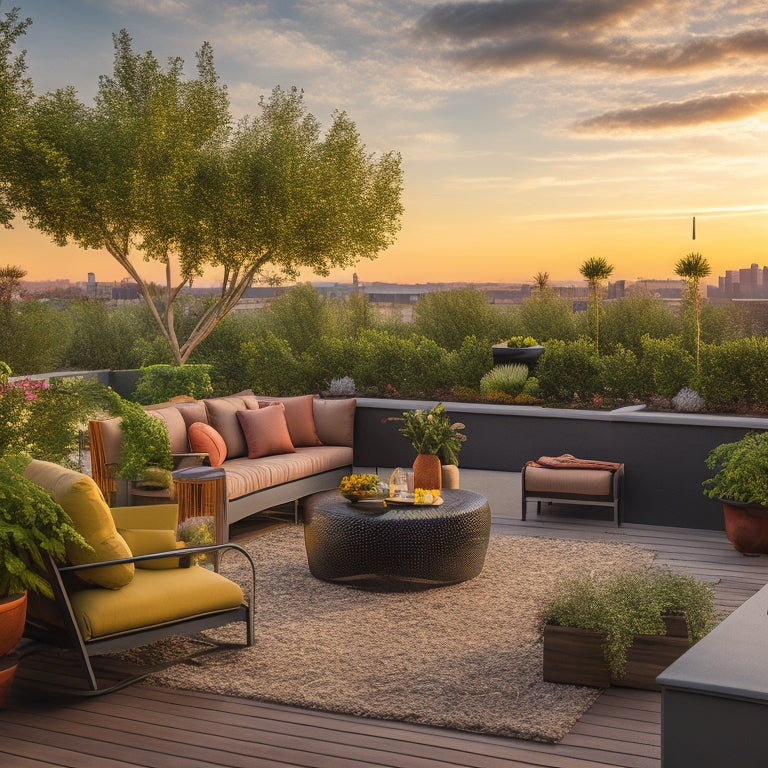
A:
[413,454,442,492]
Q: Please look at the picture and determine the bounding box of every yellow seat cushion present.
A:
[70,567,245,641]
[23,460,134,589]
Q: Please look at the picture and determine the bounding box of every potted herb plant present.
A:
[0,454,90,707]
[383,403,466,491]
[539,569,717,690]
[491,336,545,371]
[702,430,768,555]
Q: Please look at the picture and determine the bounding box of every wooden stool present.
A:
[521,461,624,526]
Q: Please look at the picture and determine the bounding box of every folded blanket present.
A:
[527,454,621,472]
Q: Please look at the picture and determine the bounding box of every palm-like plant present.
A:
[532,271,550,295]
[674,252,710,371]
[579,257,614,354]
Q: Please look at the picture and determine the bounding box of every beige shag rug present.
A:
[142,526,655,743]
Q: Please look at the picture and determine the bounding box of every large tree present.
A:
[1,26,403,364]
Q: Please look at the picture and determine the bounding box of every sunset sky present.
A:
[3,0,767,288]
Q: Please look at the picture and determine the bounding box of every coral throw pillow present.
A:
[258,395,322,447]
[188,422,228,468]
[236,405,296,459]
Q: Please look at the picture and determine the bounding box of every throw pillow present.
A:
[188,422,228,468]
[118,528,182,569]
[258,395,322,447]
[203,397,249,459]
[312,397,356,447]
[236,405,296,459]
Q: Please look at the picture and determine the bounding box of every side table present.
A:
[173,466,229,549]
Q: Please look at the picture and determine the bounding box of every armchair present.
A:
[20,459,254,695]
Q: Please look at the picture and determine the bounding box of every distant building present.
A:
[707,263,768,303]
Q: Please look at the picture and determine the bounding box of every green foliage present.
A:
[479,363,529,397]
[264,284,333,356]
[601,344,640,401]
[0,368,106,465]
[639,335,695,398]
[579,256,614,353]
[412,288,500,351]
[237,333,308,395]
[105,391,172,482]
[505,335,539,347]
[446,335,493,389]
[540,569,717,677]
[382,403,466,465]
[133,364,213,405]
[535,338,604,402]
[698,338,768,408]
[0,453,91,599]
[703,431,768,505]
[517,292,579,343]
[599,294,678,356]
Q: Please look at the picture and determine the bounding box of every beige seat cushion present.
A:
[70,566,244,641]
[23,460,134,589]
[524,466,613,496]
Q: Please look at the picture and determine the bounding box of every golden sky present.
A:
[4,0,768,287]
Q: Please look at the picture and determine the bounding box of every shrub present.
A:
[479,363,529,397]
[639,335,695,398]
[599,294,678,356]
[237,333,309,395]
[535,338,604,402]
[672,387,705,413]
[601,345,640,401]
[329,376,356,396]
[446,335,494,389]
[517,293,579,343]
[699,338,768,408]
[133,364,213,405]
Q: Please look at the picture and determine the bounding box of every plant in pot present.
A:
[106,391,174,498]
[383,403,466,491]
[0,454,91,707]
[491,335,545,370]
[539,568,717,690]
[702,430,768,555]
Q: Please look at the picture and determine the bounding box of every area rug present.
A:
[141,526,656,743]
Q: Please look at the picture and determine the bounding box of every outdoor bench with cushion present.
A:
[89,392,356,541]
[521,454,624,526]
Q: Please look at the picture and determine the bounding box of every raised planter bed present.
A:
[543,616,691,691]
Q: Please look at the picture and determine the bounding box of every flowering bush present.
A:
[0,362,106,466]
[383,402,466,465]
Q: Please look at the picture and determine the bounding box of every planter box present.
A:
[543,618,691,690]
[491,344,545,370]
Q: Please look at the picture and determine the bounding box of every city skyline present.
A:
[2,0,767,286]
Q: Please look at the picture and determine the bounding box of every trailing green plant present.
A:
[382,402,466,465]
[133,364,214,405]
[539,569,717,678]
[0,454,91,599]
[702,431,768,505]
[105,391,173,484]
[479,363,529,397]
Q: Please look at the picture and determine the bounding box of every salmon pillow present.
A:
[236,405,296,459]
[188,422,228,468]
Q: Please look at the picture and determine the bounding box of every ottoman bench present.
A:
[521,455,624,526]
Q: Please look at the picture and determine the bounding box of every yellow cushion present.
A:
[110,504,179,532]
[118,528,182,570]
[70,567,245,641]
[23,460,134,589]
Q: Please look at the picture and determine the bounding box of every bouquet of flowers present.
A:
[338,473,386,501]
[382,402,466,465]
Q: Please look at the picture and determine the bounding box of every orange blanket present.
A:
[527,454,621,472]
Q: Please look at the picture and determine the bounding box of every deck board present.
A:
[3,507,767,768]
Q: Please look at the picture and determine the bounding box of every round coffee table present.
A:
[303,489,491,590]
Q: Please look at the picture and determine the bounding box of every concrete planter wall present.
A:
[355,398,768,530]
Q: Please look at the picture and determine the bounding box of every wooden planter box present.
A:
[543,616,691,691]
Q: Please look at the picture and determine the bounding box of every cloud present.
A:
[415,1,768,75]
[572,91,768,132]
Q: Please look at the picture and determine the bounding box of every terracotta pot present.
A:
[441,464,460,490]
[0,652,19,709]
[413,454,442,492]
[722,502,768,555]
[0,592,27,657]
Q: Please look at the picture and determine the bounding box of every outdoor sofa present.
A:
[89,392,356,541]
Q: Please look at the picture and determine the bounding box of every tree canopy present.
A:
[0,22,403,364]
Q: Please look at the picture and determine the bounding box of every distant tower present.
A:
[87,272,95,283]
[352,272,359,293]
[692,216,696,240]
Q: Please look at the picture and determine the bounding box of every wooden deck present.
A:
[3,506,768,768]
